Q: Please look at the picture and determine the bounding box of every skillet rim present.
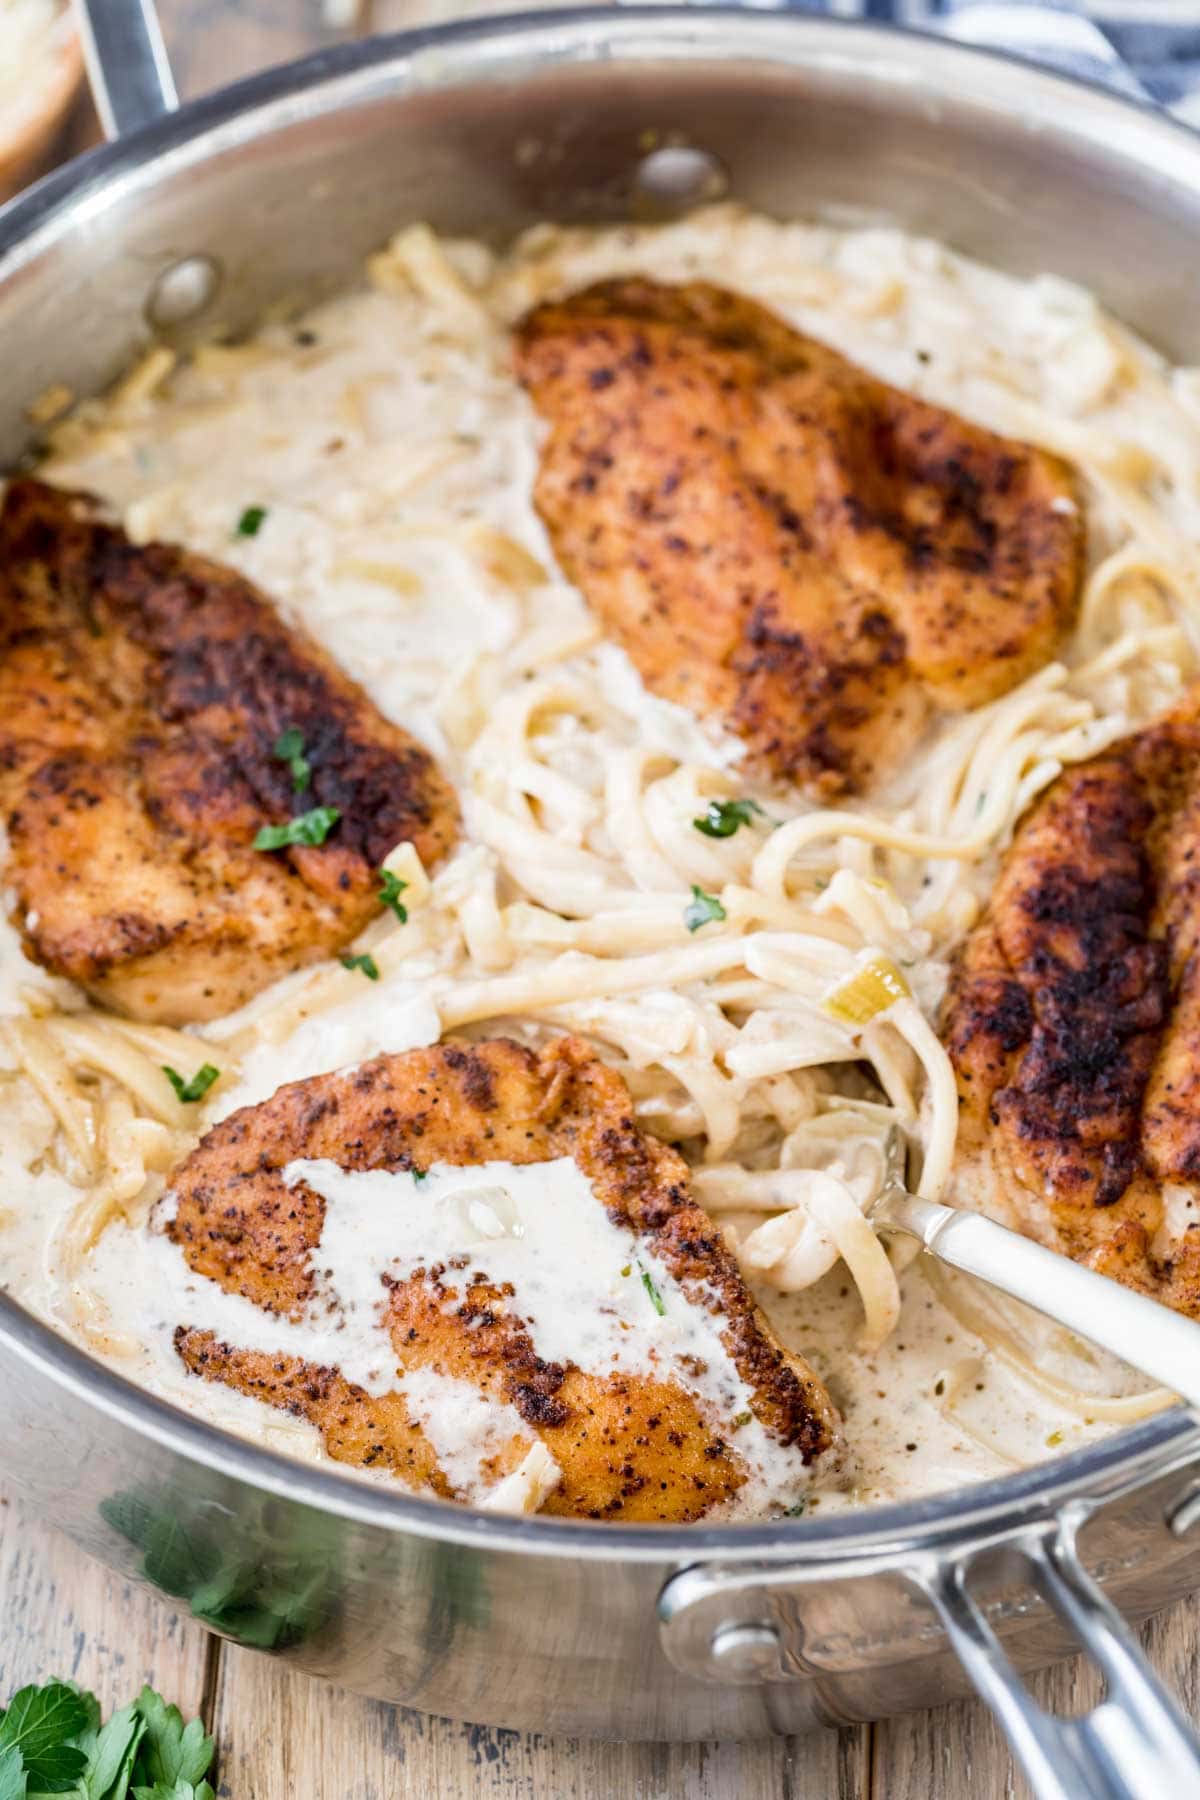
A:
[1,4,1199,1558]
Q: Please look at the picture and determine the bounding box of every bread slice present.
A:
[0,1,82,202]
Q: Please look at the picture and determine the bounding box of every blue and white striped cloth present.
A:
[767,2,1200,123]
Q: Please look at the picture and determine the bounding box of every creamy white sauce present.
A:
[770,1270,1126,1515]
[219,980,442,1116]
[396,1365,529,1504]
[19,1154,828,1513]
[283,1154,815,1514]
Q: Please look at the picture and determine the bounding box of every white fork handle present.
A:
[872,1186,1200,1410]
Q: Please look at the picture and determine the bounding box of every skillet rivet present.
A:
[709,1621,782,1681]
[145,255,222,330]
[632,146,727,218]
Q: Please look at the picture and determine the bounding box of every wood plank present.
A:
[0,1492,213,1720]
[211,1645,869,1800]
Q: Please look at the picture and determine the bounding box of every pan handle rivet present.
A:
[708,1621,782,1681]
[146,255,221,330]
[632,146,727,216]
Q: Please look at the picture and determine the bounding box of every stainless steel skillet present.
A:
[4,6,1200,1791]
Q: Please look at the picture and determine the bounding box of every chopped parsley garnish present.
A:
[638,1262,666,1316]
[378,868,409,922]
[162,1062,220,1104]
[273,725,311,793]
[692,798,766,839]
[340,952,379,981]
[412,1169,428,1185]
[730,1410,753,1430]
[683,884,727,933]
[253,805,340,851]
[236,504,267,537]
[0,1678,214,1800]
[784,1499,808,1518]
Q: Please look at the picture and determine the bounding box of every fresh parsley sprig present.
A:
[377,869,409,923]
[692,798,766,839]
[0,1679,214,1800]
[272,727,311,794]
[340,953,379,981]
[0,1680,90,1791]
[162,1064,220,1105]
[253,805,340,852]
[683,885,727,933]
[638,1262,666,1317]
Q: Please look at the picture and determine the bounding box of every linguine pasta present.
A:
[1,204,1195,1508]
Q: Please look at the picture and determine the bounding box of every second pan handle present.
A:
[72,0,177,140]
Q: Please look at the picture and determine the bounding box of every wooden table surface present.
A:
[11,2,1200,1793]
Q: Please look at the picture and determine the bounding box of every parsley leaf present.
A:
[411,1169,428,1185]
[638,1262,666,1316]
[162,1064,219,1105]
[0,1676,212,1800]
[236,505,266,537]
[683,885,727,933]
[253,805,340,851]
[272,727,311,794]
[80,1702,144,1799]
[0,1746,24,1800]
[340,953,379,981]
[131,1689,213,1792]
[0,1683,90,1790]
[377,868,409,923]
[784,1498,809,1518]
[692,798,765,839]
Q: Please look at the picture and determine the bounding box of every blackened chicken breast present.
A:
[517,278,1083,798]
[944,686,1200,1316]
[170,1036,838,1520]
[0,479,458,1022]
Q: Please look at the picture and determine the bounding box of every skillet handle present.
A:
[659,1494,1200,1799]
[914,1519,1200,1800]
[73,0,178,139]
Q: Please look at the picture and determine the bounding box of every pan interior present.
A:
[2,8,1200,1552]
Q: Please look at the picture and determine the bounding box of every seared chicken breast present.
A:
[944,685,1200,1316]
[0,479,458,1023]
[517,279,1083,798]
[170,1035,838,1519]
